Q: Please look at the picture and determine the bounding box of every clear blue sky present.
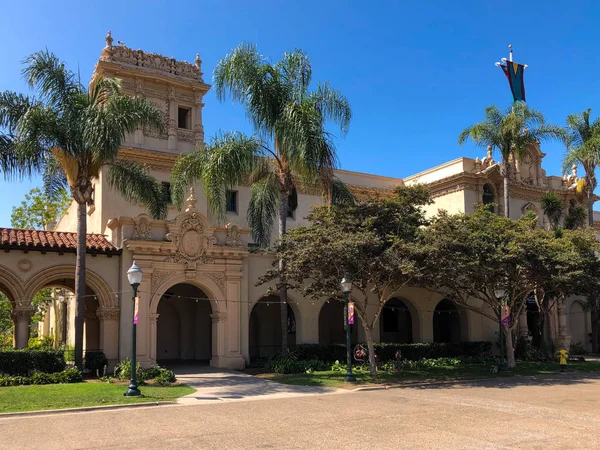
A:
[1,0,599,227]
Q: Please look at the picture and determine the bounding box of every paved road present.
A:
[172,365,342,405]
[2,374,600,449]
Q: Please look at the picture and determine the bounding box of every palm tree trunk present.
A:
[587,189,594,227]
[74,201,87,370]
[503,157,510,218]
[278,191,289,352]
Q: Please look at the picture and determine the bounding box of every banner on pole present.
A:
[500,62,526,102]
[134,296,139,325]
[501,305,510,325]
[348,302,355,325]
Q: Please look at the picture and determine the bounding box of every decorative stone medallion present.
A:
[17,259,32,272]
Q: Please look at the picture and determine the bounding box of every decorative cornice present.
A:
[118,147,178,172]
[100,33,207,85]
[96,307,120,321]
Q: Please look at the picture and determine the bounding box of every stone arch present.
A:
[318,299,359,346]
[149,272,225,315]
[249,294,300,360]
[155,283,213,363]
[0,265,26,306]
[433,299,467,343]
[24,265,116,309]
[569,300,589,351]
[379,297,418,344]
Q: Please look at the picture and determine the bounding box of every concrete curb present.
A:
[0,401,175,418]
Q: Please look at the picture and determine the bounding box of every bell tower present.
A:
[94,31,210,156]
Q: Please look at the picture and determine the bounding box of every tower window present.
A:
[161,182,172,205]
[226,190,238,213]
[178,107,191,129]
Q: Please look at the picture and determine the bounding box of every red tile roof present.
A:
[0,228,120,255]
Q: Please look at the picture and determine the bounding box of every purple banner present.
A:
[348,302,355,325]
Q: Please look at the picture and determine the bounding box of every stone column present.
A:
[210,312,227,366]
[194,92,205,146]
[167,86,177,151]
[133,78,144,146]
[97,307,120,365]
[11,306,34,349]
[518,308,528,338]
[148,313,159,363]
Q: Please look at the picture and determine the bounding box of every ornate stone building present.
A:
[0,35,593,368]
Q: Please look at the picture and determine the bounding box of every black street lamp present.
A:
[124,261,142,396]
[495,287,509,372]
[340,277,356,382]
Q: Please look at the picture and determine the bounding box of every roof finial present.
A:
[195,53,202,69]
[185,187,197,212]
[508,44,513,62]
[105,30,113,48]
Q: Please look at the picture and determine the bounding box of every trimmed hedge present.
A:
[0,350,66,376]
[290,342,492,363]
[0,368,82,386]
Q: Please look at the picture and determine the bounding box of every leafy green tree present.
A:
[418,206,600,367]
[259,185,432,375]
[171,43,352,350]
[11,187,70,230]
[561,108,600,226]
[459,103,564,218]
[0,50,167,368]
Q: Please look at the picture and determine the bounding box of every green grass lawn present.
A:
[260,361,600,389]
[0,382,195,413]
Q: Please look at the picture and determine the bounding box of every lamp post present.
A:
[340,278,356,382]
[124,261,142,396]
[495,287,509,372]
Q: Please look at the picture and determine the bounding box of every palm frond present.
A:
[22,49,82,110]
[171,131,260,219]
[540,191,563,230]
[42,153,69,197]
[564,204,587,230]
[247,172,279,247]
[331,178,355,206]
[106,160,167,219]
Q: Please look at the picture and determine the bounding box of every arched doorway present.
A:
[569,301,589,351]
[318,300,358,345]
[380,298,413,343]
[156,283,212,364]
[482,184,495,213]
[249,295,296,360]
[433,299,461,343]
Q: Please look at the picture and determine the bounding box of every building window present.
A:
[161,182,172,205]
[382,308,399,333]
[178,107,191,129]
[482,184,494,213]
[226,190,238,213]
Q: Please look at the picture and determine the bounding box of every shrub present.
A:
[27,335,54,350]
[0,368,82,386]
[154,369,176,385]
[570,341,587,356]
[0,350,66,376]
[289,342,492,365]
[142,365,163,381]
[266,350,304,374]
[84,351,108,375]
[114,358,143,381]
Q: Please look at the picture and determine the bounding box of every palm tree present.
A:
[459,103,564,218]
[171,43,352,351]
[561,109,600,226]
[0,50,167,369]
[540,191,564,233]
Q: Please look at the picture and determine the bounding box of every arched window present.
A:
[482,184,494,213]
